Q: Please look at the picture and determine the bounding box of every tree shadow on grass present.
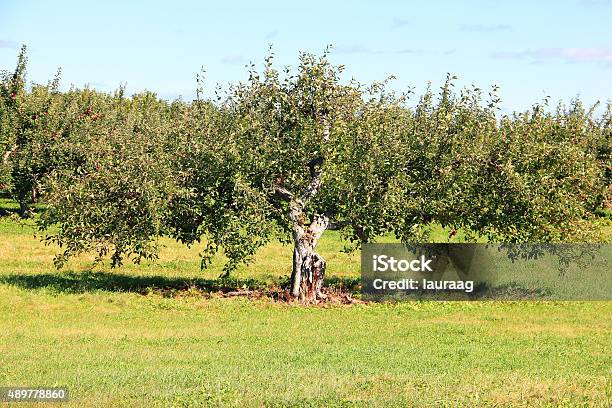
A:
[0,270,265,295]
[0,205,22,217]
[0,270,362,297]
[324,275,361,292]
[0,200,47,217]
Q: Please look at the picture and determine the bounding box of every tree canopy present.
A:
[1,47,609,299]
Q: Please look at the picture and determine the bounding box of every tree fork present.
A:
[276,116,330,301]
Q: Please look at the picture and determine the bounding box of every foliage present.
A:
[389,84,608,243]
[1,46,94,215]
[0,45,28,195]
[38,91,183,267]
[0,46,609,274]
[166,51,391,272]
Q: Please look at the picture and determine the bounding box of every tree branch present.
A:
[307,214,329,245]
[301,174,321,203]
[273,185,304,233]
[302,156,324,203]
[273,185,294,201]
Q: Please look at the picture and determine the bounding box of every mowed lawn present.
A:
[0,212,611,407]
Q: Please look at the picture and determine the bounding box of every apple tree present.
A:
[163,51,420,301]
[38,90,185,267]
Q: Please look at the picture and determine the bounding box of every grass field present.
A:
[0,204,611,407]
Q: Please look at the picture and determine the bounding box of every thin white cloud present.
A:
[395,48,426,55]
[578,0,611,6]
[391,18,410,29]
[0,40,18,49]
[334,45,384,55]
[334,45,427,55]
[491,47,612,64]
[265,30,278,40]
[221,55,249,64]
[460,24,512,32]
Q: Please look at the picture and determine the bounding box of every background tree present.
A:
[0,45,28,204]
[39,90,183,267]
[0,46,92,217]
[389,83,608,244]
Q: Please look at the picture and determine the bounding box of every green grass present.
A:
[0,211,611,407]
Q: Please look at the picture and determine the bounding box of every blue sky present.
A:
[1,0,611,112]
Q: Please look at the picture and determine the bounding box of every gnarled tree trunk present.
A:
[291,213,329,302]
[19,200,30,218]
[275,157,328,302]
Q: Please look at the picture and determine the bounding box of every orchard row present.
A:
[1,46,609,296]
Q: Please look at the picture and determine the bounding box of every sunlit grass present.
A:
[0,207,611,407]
